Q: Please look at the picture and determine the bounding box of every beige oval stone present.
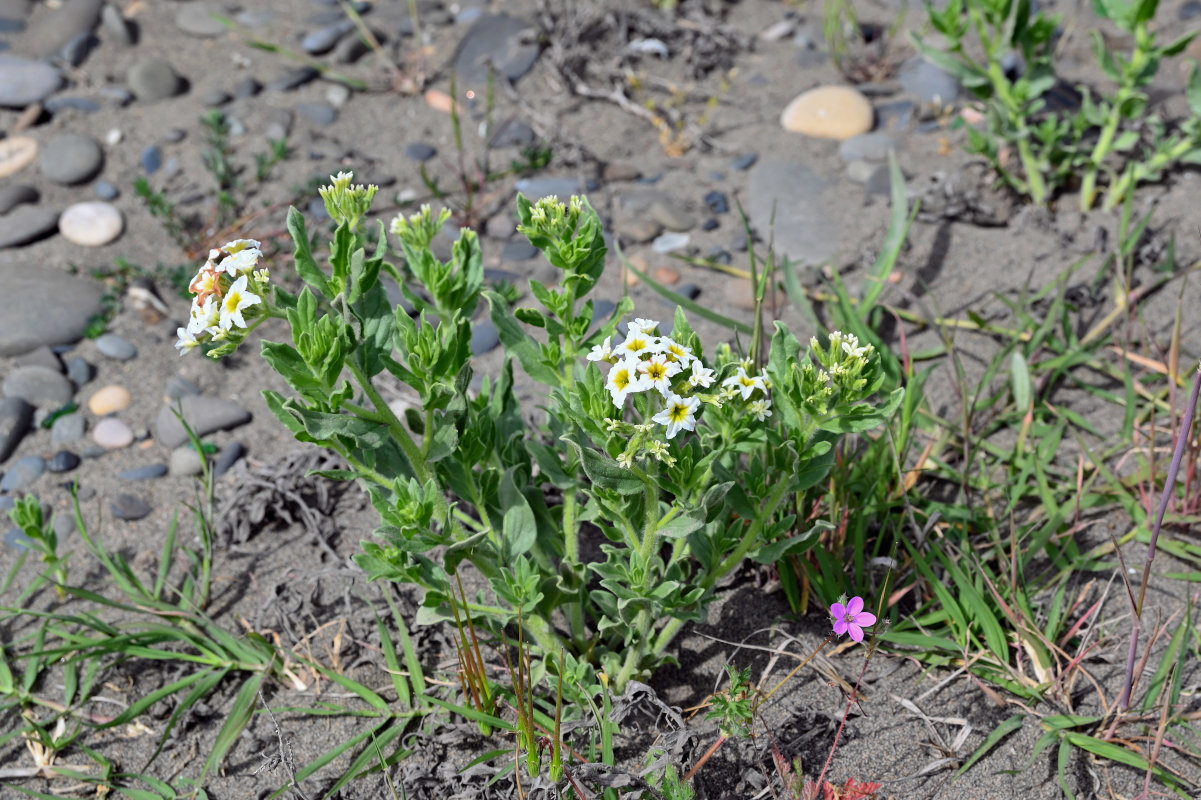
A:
[780,85,874,140]
[424,89,458,114]
[0,136,37,179]
[653,265,680,285]
[60,201,124,246]
[88,384,132,416]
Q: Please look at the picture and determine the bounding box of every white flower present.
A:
[587,336,614,362]
[606,357,646,407]
[721,367,765,400]
[616,451,635,469]
[615,329,657,359]
[186,296,219,335]
[748,398,772,421]
[175,326,200,355]
[216,239,263,276]
[188,267,220,302]
[687,359,715,389]
[219,275,262,331]
[660,337,693,366]
[841,335,868,359]
[638,353,680,396]
[629,318,660,335]
[652,392,700,439]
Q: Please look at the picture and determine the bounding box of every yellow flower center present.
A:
[669,402,690,423]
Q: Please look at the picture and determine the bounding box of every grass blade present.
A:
[957,715,1024,777]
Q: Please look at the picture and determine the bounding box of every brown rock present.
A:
[781,85,874,140]
[653,265,680,285]
[603,162,642,182]
[623,219,662,244]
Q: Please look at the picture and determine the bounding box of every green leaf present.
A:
[287,206,328,297]
[502,494,537,559]
[561,432,643,495]
[483,290,559,385]
[657,513,704,540]
[622,246,753,335]
[1010,351,1031,412]
[202,669,269,780]
[958,715,1025,776]
[751,520,832,563]
[1188,63,1201,116]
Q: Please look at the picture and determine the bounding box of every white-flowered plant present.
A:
[176,178,901,723]
[176,238,271,357]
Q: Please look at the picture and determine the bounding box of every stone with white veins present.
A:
[59,201,123,246]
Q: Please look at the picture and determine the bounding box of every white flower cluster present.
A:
[588,318,725,440]
[175,239,269,355]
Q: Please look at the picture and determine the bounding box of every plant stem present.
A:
[347,361,430,484]
[987,62,1046,205]
[1119,365,1201,709]
[651,479,794,656]
[1080,101,1125,211]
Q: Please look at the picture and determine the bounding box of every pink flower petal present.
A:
[848,624,864,643]
[833,619,849,636]
[847,596,864,615]
[830,602,847,619]
[856,611,877,627]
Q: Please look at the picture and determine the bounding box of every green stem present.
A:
[651,479,794,657]
[347,361,430,484]
[1080,99,1125,211]
[613,609,651,690]
[1102,135,1196,211]
[986,61,1046,205]
[639,466,660,569]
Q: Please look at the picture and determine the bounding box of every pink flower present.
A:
[830,596,876,643]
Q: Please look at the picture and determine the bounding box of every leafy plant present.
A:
[913,0,1069,205]
[176,177,900,716]
[913,0,1201,208]
[1078,0,1201,210]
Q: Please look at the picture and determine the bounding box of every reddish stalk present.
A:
[1118,366,1201,709]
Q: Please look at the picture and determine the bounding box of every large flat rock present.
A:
[0,259,104,356]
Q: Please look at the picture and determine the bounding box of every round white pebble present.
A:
[60,201,124,246]
[92,417,134,449]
